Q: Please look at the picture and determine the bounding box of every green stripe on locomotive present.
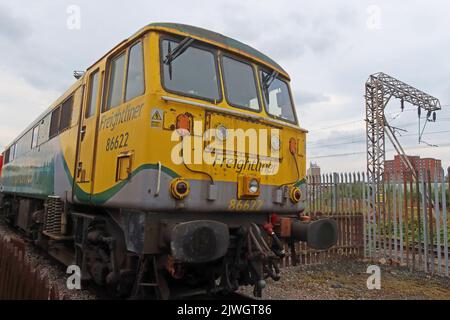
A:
[64,158,181,205]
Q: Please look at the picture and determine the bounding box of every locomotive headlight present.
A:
[170,178,190,200]
[248,179,260,194]
[216,125,228,141]
[290,187,302,204]
[271,135,281,151]
[239,176,261,198]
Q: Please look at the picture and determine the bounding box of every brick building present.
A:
[384,155,443,182]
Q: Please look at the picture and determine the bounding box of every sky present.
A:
[0,0,449,173]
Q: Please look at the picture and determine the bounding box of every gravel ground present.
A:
[0,221,98,300]
[240,258,450,300]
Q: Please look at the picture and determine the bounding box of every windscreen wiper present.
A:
[262,70,279,100]
[164,37,195,80]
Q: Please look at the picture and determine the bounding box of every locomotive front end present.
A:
[138,25,339,297]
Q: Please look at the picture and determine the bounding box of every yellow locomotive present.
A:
[0,23,337,298]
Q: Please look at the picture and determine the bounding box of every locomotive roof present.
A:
[143,23,288,75]
[3,23,291,151]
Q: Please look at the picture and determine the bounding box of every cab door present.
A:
[75,68,104,201]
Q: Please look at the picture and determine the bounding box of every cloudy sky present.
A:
[1,0,449,173]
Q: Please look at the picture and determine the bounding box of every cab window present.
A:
[86,70,100,118]
[106,53,126,110]
[260,70,297,124]
[221,56,260,111]
[125,42,145,102]
[105,41,145,111]
[161,39,220,102]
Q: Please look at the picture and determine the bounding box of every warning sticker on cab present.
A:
[151,109,164,128]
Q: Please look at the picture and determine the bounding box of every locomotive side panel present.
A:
[0,85,83,201]
[89,36,151,206]
[1,137,57,198]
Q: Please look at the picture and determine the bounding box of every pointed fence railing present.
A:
[0,235,67,299]
[281,173,365,267]
[303,168,449,278]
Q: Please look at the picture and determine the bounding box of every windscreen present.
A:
[162,39,220,101]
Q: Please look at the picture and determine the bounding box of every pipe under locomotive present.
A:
[0,23,337,299]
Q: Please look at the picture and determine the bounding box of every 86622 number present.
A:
[228,199,264,211]
[106,133,129,151]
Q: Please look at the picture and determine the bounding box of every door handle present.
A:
[80,126,86,141]
[77,162,83,178]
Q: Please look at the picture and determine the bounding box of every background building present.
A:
[384,155,443,182]
[307,162,321,177]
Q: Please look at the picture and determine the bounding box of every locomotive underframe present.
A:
[0,193,309,299]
